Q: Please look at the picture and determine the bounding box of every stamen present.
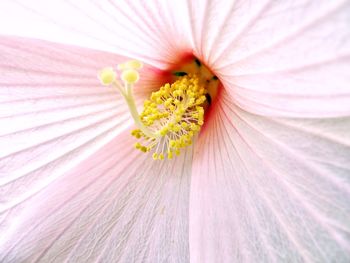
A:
[98,61,156,139]
[98,58,218,160]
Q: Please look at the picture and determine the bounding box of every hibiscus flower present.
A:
[0,0,349,262]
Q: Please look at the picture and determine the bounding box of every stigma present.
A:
[98,58,218,160]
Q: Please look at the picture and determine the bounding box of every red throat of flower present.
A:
[98,57,220,160]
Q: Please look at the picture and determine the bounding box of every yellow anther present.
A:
[190,123,200,131]
[181,122,188,128]
[159,127,169,136]
[131,129,142,139]
[175,115,182,123]
[196,95,206,104]
[144,100,151,107]
[161,112,169,118]
[164,99,171,106]
[98,67,116,85]
[173,124,181,132]
[140,146,148,152]
[152,153,158,160]
[121,69,139,84]
[134,142,142,149]
[169,140,176,148]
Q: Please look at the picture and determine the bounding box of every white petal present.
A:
[1,130,192,262]
[189,90,350,262]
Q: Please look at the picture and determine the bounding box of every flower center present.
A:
[98,58,218,160]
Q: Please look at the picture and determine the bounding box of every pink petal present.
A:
[190,91,350,262]
[0,37,191,261]
[188,0,350,117]
[0,0,192,68]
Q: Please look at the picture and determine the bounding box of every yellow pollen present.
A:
[99,58,219,160]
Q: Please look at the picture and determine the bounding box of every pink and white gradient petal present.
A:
[188,3,350,258]
[2,1,350,117]
[1,130,193,262]
[190,91,350,262]
[0,0,192,69]
[0,37,192,262]
[0,36,158,207]
[0,0,349,262]
[189,0,350,117]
